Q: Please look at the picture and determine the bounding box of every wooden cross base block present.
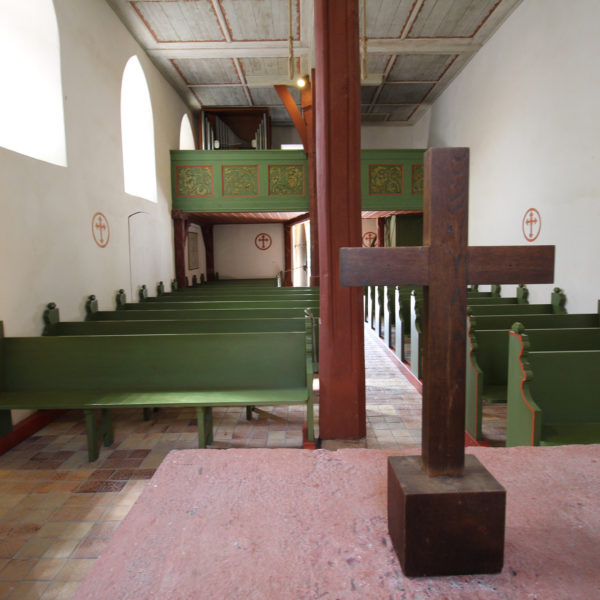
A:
[388,455,506,577]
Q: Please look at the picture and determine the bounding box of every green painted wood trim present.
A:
[171,148,425,212]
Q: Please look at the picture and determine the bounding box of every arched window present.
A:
[179,114,196,150]
[0,0,67,166]
[121,56,157,202]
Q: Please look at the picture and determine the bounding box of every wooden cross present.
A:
[341,147,555,477]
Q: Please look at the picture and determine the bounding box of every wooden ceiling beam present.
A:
[274,85,308,149]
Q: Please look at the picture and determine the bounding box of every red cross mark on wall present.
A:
[255,233,272,250]
[522,208,541,242]
[362,231,377,247]
[92,212,110,248]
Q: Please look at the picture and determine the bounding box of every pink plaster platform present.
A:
[74,446,600,599]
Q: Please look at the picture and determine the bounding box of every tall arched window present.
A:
[0,0,67,166]
[179,114,196,150]
[121,56,157,203]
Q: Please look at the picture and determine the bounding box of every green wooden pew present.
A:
[464,292,589,440]
[467,285,502,299]
[506,323,600,446]
[466,312,600,440]
[0,324,314,461]
[411,286,563,383]
[45,301,320,372]
[117,291,319,312]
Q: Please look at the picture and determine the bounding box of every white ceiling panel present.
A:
[389,54,457,82]
[220,0,300,41]
[194,86,249,106]
[408,0,501,38]
[174,58,240,85]
[108,0,523,127]
[378,83,433,105]
[132,0,225,42]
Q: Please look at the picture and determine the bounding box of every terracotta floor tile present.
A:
[41,540,79,560]
[24,559,65,581]
[5,580,48,600]
[0,560,36,581]
[35,524,67,539]
[0,538,29,560]
[96,481,126,494]
[72,538,107,559]
[54,559,95,582]
[48,507,104,523]
[0,580,17,598]
[39,580,80,600]
[86,522,118,540]
[15,538,55,560]
[56,524,93,541]
[72,481,104,494]
[99,505,131,523]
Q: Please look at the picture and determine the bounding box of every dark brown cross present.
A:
[341,147,555,477]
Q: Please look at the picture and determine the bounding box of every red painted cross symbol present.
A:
[95,218,107,243]
[255,233,272,250]
[362,231,377,247]
[92,212,110,248]
[522,208,541,242]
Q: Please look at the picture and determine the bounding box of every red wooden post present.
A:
[315,0,365,439]
[284,223,293,287]
[377,217,386,247]
[200,224,215,282]
[172,210,188,289]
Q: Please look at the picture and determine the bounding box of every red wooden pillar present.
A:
[302,71,319,286]
[200,224,215,281]
[377,217,386,247]
[315,0,366,439]
[284,223,293,286]
[172,210,188,289]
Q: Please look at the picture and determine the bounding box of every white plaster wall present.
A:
[361,120,429,149]
[271,127,302,148]
[0,0,192,340]
[426,0,600,313]
[274,123,428,150]
[361,218,377,247]
[214,224,284,280]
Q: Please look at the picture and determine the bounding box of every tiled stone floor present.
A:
[0,325,457,599]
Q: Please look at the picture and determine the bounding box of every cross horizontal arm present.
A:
[467,245,554,284]
[340,245,554,287]
[340,247,430,286]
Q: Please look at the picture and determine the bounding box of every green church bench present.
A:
[394,286,423,364]
[467,284,502,298]
[147,292,319,302]
[382,286,395,348]
[467,286,566,317]
[153,283,319,300]
[118,295,319,312]
[411,287,565,384]
[45,302,320,372]
[506,324,600,446]
[465,310,599,440]
[0,325,314,461]
[88,307,320,321]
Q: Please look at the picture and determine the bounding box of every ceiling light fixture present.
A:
[296,76,307,88]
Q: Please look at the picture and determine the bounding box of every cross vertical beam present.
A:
[421,148,469,475]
